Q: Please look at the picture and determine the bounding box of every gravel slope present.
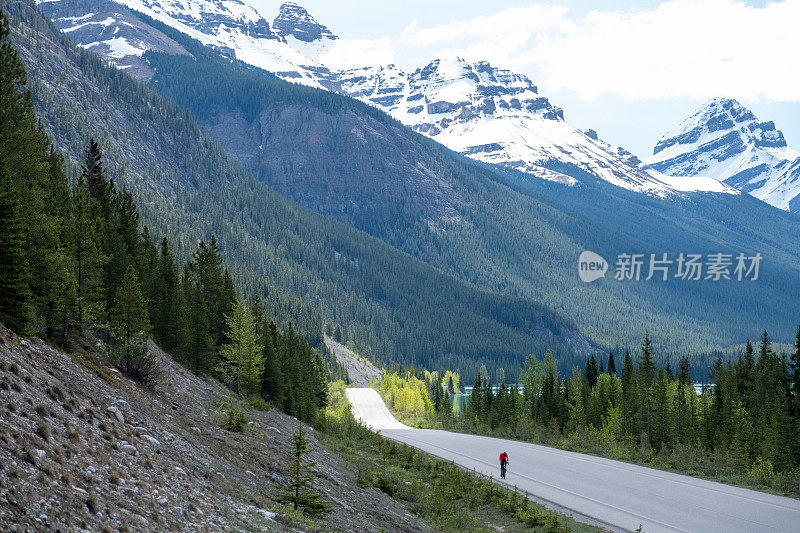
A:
[0,327,428,532]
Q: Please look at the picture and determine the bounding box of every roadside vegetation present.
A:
[377,331,800,497]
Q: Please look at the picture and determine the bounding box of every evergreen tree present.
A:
[608,352,617,376]
[790,325,800,418]
[155,237,179,353]
[638,333,656,444]
[261,320,284,406]
[275,425,330,516]
[189,236,232,346]
[678,355,692,387]
[180,269,213,374]
[47,250,78,347]
[0,164,32,334]
[738,339,755,408]
[585,354,599,387]
[621,350,637,438]
[109,264,154,382]
[82,138,110,208]
[217,298,263,396]
[652,368,670,449]
[72,175,107,336]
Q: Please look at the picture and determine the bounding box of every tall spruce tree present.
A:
[109,264,154,382]
[585,354,599,387]
[155,237,179,353]
[638,333,656,444]
[608,352,617,375]
[0,164,32,334]
[180,269,213,374]
[790,325,800,418]
[72,175,107,336]
[83,138,110,207]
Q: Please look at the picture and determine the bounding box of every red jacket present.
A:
[499,453,508,464]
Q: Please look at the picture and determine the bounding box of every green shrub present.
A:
[748,457,774,487]
[246,394,269,411]
[218,400,247,432]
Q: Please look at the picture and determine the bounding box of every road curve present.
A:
[346,387,800,533]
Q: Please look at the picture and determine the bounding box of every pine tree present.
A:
[137,227,160,322]
[217,298,263,396]
[585,354,599,387]
[678,355,692,387]
[180,269,213,374]
[154,237,179,353]
[608,352,617,376]
[48,250,78,347]
[638,333,656,444]
[621,350,637,438]
[109,264,155,382]
[261,320,284,406]
[275,425,330,516]
[83,138,110,207]
[790,325,800,418]
[189,236,229,345]
[0,165,32,334]
[652,368,670,449]
[72,175,107,336]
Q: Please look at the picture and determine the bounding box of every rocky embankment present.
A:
[324,335,381,387]
[0,326,427,532]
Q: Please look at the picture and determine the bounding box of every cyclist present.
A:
[499,451,509,479]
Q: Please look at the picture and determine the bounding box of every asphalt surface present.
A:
[346,387,800,533]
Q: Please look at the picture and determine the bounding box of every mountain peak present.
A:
[273,2,337,42]
[646,98,800,211]
[652,97,790,158]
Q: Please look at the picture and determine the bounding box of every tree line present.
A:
[440,330,800,488]
[0,13,327,421]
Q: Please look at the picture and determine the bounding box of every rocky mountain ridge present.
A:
[646,97,800,211]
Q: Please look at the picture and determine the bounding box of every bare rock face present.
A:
[206,103,464,228]
[40,0,193,82]
[272,2,337,43]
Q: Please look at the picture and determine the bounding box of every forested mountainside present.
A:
[3,0,593,376]
[137,14,800,358]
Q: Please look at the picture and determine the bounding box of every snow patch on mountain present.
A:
[40,0,340,89]
[338,57,736,197]
[646,98,800,210]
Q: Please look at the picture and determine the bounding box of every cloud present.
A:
[317,37,397,70]
[400,0,800,102]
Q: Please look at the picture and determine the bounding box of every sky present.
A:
[250,0,800,158]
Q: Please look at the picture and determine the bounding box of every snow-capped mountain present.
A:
[39,0,340,89]
[39,0,737,198]
[646,98,800,211]
[338,57,733,195]
[271,1,336,59]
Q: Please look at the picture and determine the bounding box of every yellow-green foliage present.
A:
[377,372,434,417]
[326,381,350,419]
[442,370,461,393]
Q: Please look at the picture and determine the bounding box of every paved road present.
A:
[346,387,800,533]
